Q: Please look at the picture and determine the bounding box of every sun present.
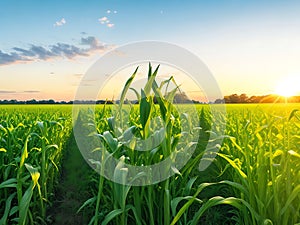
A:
[275,75,300,97]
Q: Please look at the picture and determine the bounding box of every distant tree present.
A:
[214,98,225,104]
[26,99,37,104]
[248,96,258,103]
[224,94,239,103]
[8,99,17,104]
[240,94,248,103]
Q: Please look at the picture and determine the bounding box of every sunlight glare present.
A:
[275,75,300,97]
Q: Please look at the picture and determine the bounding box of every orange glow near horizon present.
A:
[274,75,300,98]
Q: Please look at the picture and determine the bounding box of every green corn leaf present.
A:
[147,62,152,78]
[122,126,136,141]
[144,64,160,96]
[129,87,141,102]
[273,149,284,158]
[219,180,249,196]
[0,178,17,189]
[144,75,155,97]
[166,86,180,104]
[289,109,300,121]
[77,196,97,213]
[9,206,18,217]
[113,156,130,208]
[159,76,173,94]
[140,89,151,133]
[19,183,35,225]
[191,196,256,225]
[101,209,124,225]
[280,185,300,216]
[0,193,16,225]
[45,144,58,151]
[25,163,40,187]
[102,131,119,151]
[125,204,142,225]
[20,135,30,168]
[107,117,115,131]
[171,196,202,217]
[170,182,213,225]
[120,66,139,106]
[183,177,198,196]
[217,153,247,179]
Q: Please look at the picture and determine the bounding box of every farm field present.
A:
[0,103,299,225]
[2,1,300,224]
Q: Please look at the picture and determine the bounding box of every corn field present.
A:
[0,106,71,225]
[0,67,300,224]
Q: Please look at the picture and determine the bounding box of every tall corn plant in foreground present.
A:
[78,64,249,225]
[90,64,194,225]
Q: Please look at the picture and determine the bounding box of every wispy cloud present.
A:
[0,90,40,94]
[0,36,110,66]
[23,90,40,93]
[0,51,24,65]
[81,36,98,48]
[54,18,66,27]
[107,23,114,28]
[51,43,88,58]
[0,90,17,94]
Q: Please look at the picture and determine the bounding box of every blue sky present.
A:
[1,0,300,100]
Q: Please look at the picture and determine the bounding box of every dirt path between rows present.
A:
[48,132,93,225]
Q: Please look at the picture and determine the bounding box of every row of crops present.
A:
[0,69,300,224]
[0,106,72,225]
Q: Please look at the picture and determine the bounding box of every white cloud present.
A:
[107,9,117,14]
[99,17,108,23]
[99,16,115,28]
[54,18,66,27]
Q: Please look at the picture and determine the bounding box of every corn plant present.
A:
[77,64,233,225]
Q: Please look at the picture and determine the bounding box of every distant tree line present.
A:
[1,93,300,104]
[0,99,113,105]
[215,94,300,104]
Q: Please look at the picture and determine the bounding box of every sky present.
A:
[1,0,300,101]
